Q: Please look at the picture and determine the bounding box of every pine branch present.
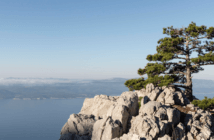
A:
[197,61,214,66]
[173,56,187,60]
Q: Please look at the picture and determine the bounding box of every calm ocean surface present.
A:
[0,93,212,140]
[0,98,86,140]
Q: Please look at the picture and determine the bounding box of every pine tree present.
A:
[124,22,214,101]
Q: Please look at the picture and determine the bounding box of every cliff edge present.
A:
[59,83,214,140]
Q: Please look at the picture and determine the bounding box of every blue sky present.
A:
[1,0,214,80]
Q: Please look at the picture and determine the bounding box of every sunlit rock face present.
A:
[59,83,214,140]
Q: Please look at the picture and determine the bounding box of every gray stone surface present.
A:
[166,108,180,125]
[60,114,96,136]
[80,95,117,120]
[106,104,129,133]
[187,132,194,140]
[129,115,159,139]
[139,101,162,116]
[158,134,172,140]
[140,95,150,107]
[172,122,186,140]
[112,133,142,140]
[92,116,123,140]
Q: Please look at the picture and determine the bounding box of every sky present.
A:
[1,0,214,80]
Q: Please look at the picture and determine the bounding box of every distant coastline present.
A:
[12,97,85,100]
[0,77,213,101]
[11,94,122,100]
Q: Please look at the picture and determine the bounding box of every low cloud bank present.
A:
[0,77,93,85]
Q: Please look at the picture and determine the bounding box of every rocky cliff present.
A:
[59,83,214,140]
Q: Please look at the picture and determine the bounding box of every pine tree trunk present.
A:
[185,67,193,101]
[185,40,193,101]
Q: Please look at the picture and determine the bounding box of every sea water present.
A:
[0,98,85,140]
[0,93,211,140]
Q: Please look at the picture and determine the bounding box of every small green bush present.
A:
[191,96,214,110]
[138,97,143,108]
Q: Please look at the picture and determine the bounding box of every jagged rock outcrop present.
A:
[91,116,123,140]
[60,114,96,140]
[59,83,214,140]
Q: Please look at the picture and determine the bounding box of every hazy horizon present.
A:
[0,76,213,86]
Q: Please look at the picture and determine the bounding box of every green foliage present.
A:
[138,62,166,76]
[138,97,143,108]
[124,77,145,91]
[191,51,214,64]
[191,96,214,110]
[206,27,214,38]
[124,62,179,91]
